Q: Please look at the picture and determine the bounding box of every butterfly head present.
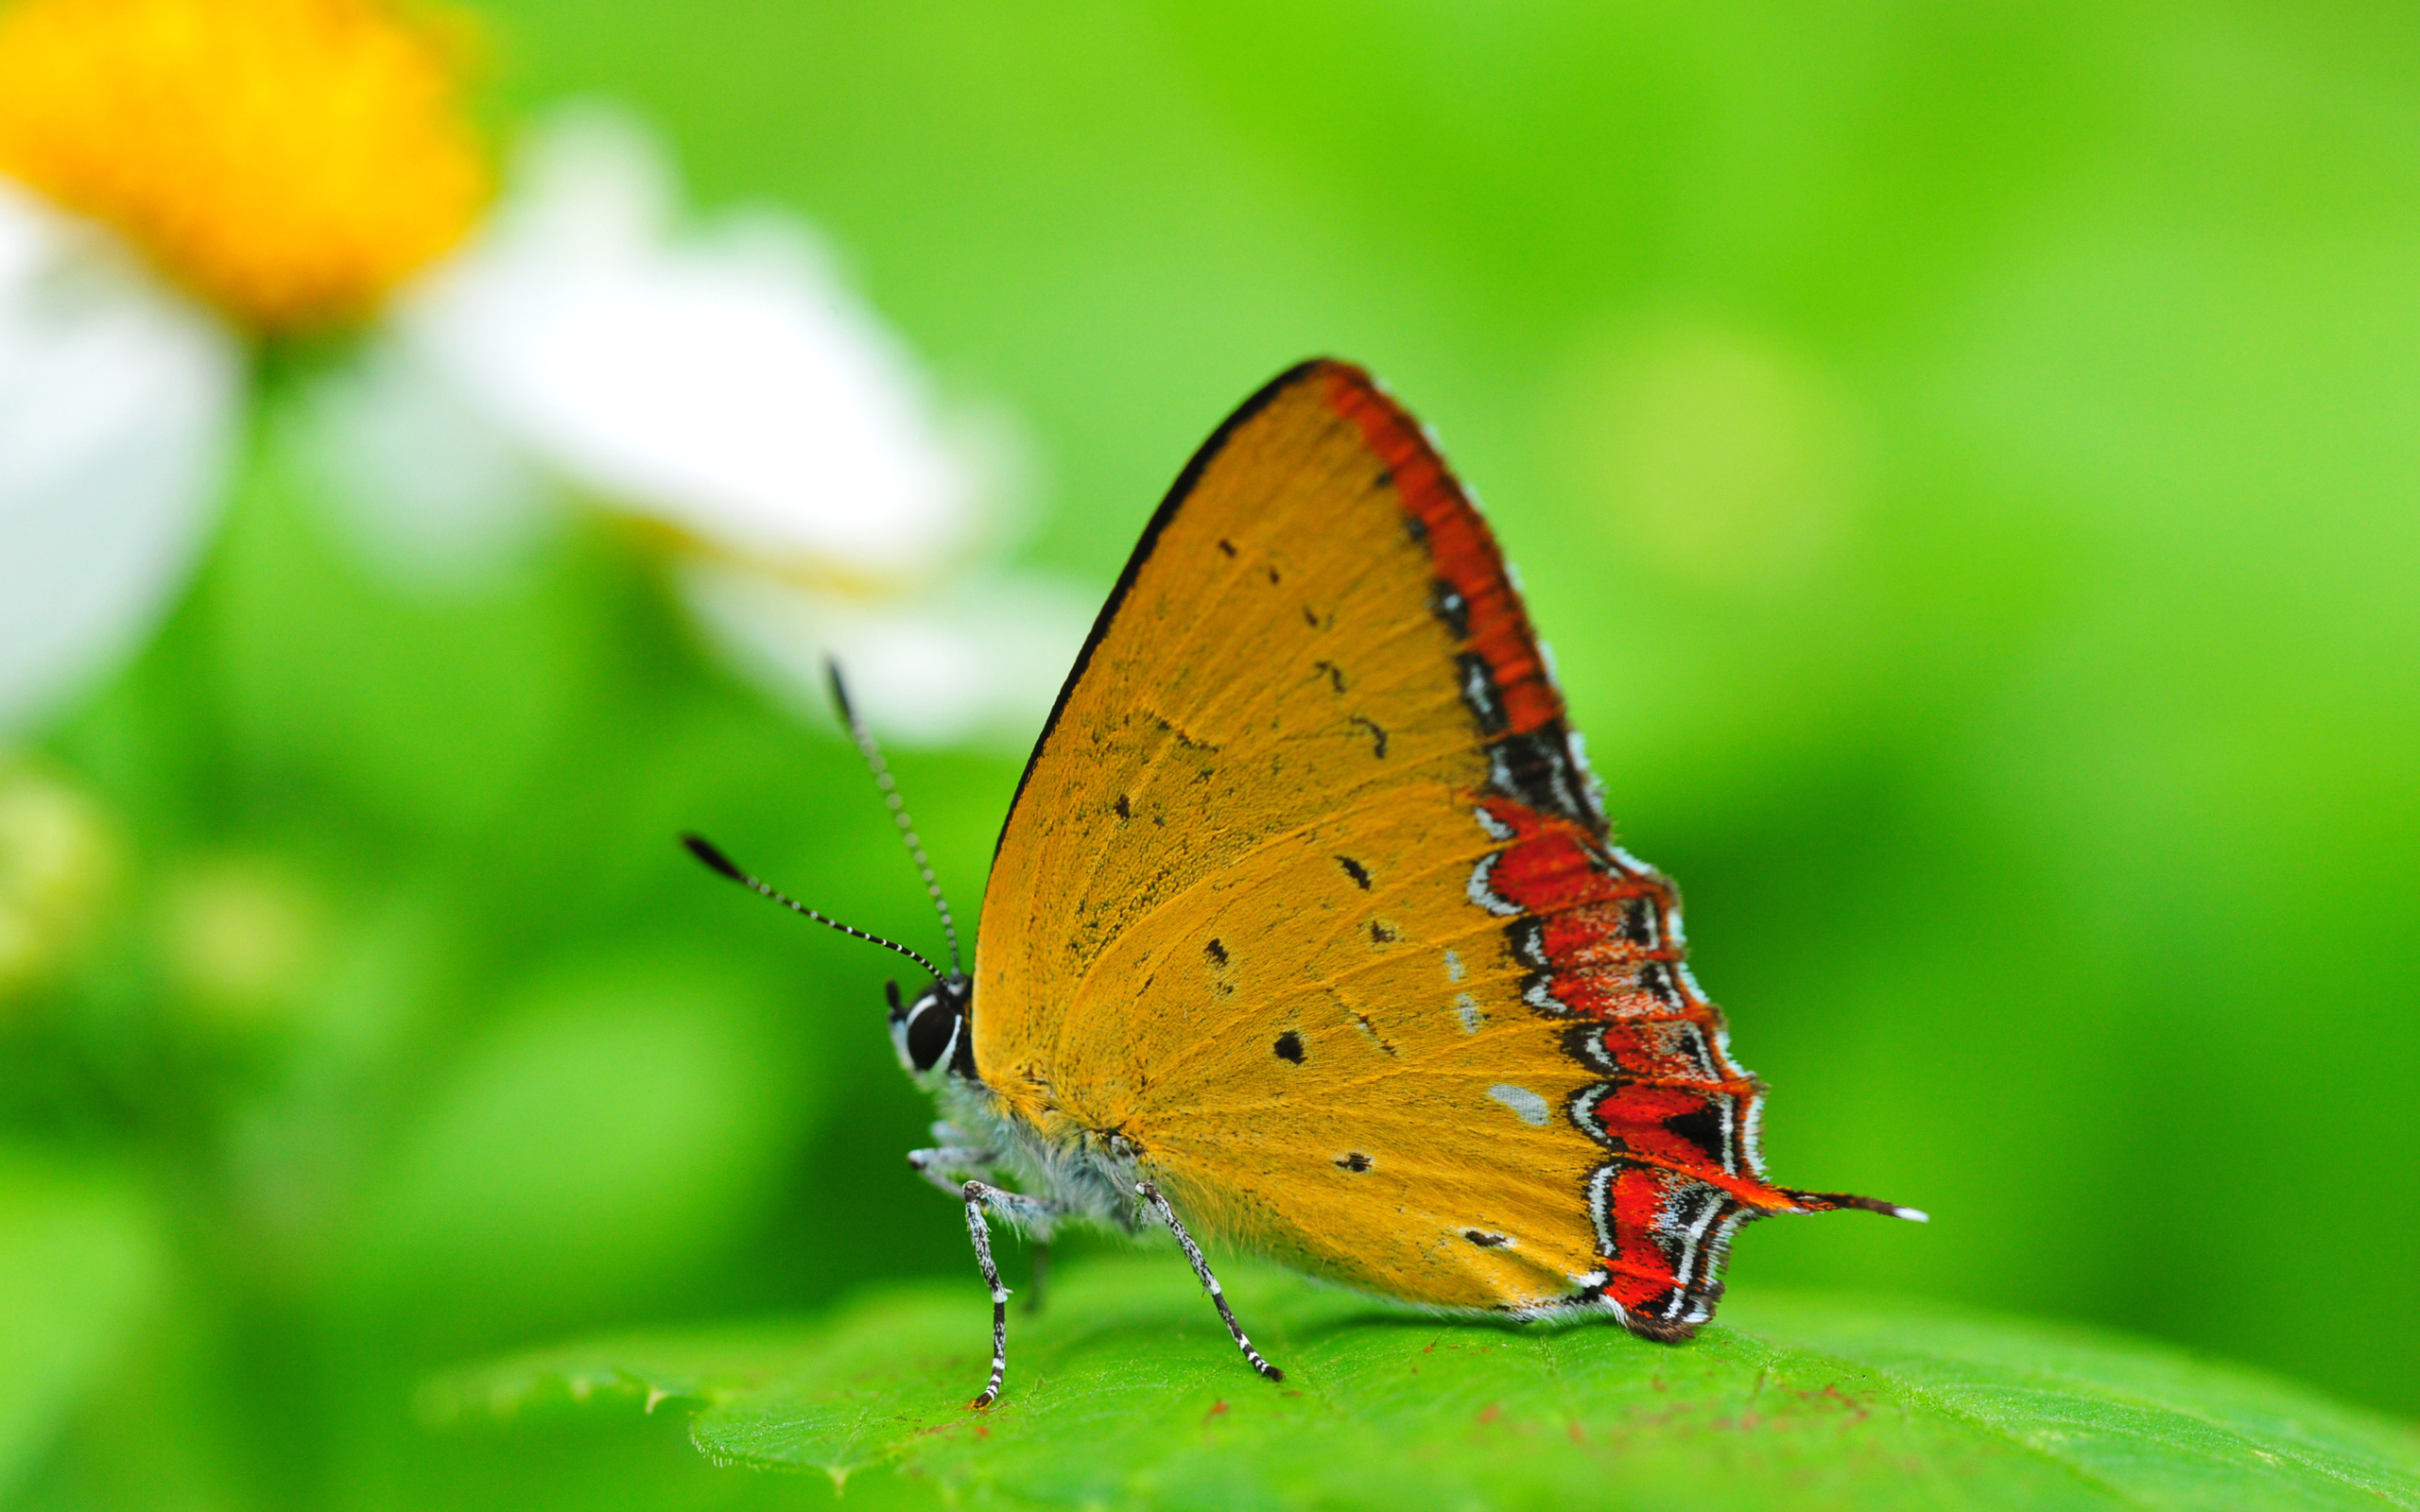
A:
[888,973,977,1081]
[687,663,978,1088]
[679,833,977,1081]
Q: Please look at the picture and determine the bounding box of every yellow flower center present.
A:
[0,0,489,332]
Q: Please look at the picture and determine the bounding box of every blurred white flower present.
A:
[302,324,557,595]
[0,0,1080,755]
[0,183,241,737]
[314,106,1090,747]
[681,562,1093,748]
[0,0,484,738]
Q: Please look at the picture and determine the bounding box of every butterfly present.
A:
[685,358,1922,1409]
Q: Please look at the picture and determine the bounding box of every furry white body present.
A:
[909,1061,1146,1239]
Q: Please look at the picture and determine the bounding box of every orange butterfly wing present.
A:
[977,361,1879,1335]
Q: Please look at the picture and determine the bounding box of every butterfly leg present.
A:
[908,1145,1000,1198]
[960,1180,1058,1409]
[919,1149,1056,1321]
[1135,1182,1285,1385]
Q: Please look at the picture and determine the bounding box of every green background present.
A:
[8,1,2420,1506]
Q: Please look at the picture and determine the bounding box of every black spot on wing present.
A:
[1349,714,1389,758]
[1430,581,1469,639]
[1560,1022,1619,1074]
[1336,1151,1373,1172]
[1115,794,1132,820]
[1274,1031,1305,1063]
[1204,938,1229,968]
[1663,1104,1731,1167]
[1485,722,1603,830]
[1336,855,1372,889]
[1521,971,1570,1016]
[1457,653,1507,734]
[1507,918,1548,969]
[1619,896,1653,944]
[1463,1230,1511,1248]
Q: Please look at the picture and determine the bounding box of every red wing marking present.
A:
[1314,364,1907,1336]
[1325,371,1564,740]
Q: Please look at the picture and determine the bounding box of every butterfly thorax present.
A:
[888,962,1154,1233]
[934,1068,1151,1235]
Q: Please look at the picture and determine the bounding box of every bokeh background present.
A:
[5,1,2419,1507]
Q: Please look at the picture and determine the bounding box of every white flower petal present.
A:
[0,182,242,736]
[396,106,981,580]
[295,336,557,596]
[678,560,1093,750]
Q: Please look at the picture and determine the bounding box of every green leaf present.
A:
[432,1254,2420,1510]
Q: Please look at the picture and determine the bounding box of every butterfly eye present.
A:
[904,996,959,1072]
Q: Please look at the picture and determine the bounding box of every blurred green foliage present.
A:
[7,1,2420,1507]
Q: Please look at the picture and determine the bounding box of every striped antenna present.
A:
[682,833,944,981]
[826,661,964,976]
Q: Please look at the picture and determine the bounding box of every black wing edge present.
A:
[991,357,1340,861]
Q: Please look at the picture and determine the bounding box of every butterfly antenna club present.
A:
[680,833,945,980]
[827,660,963,975]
